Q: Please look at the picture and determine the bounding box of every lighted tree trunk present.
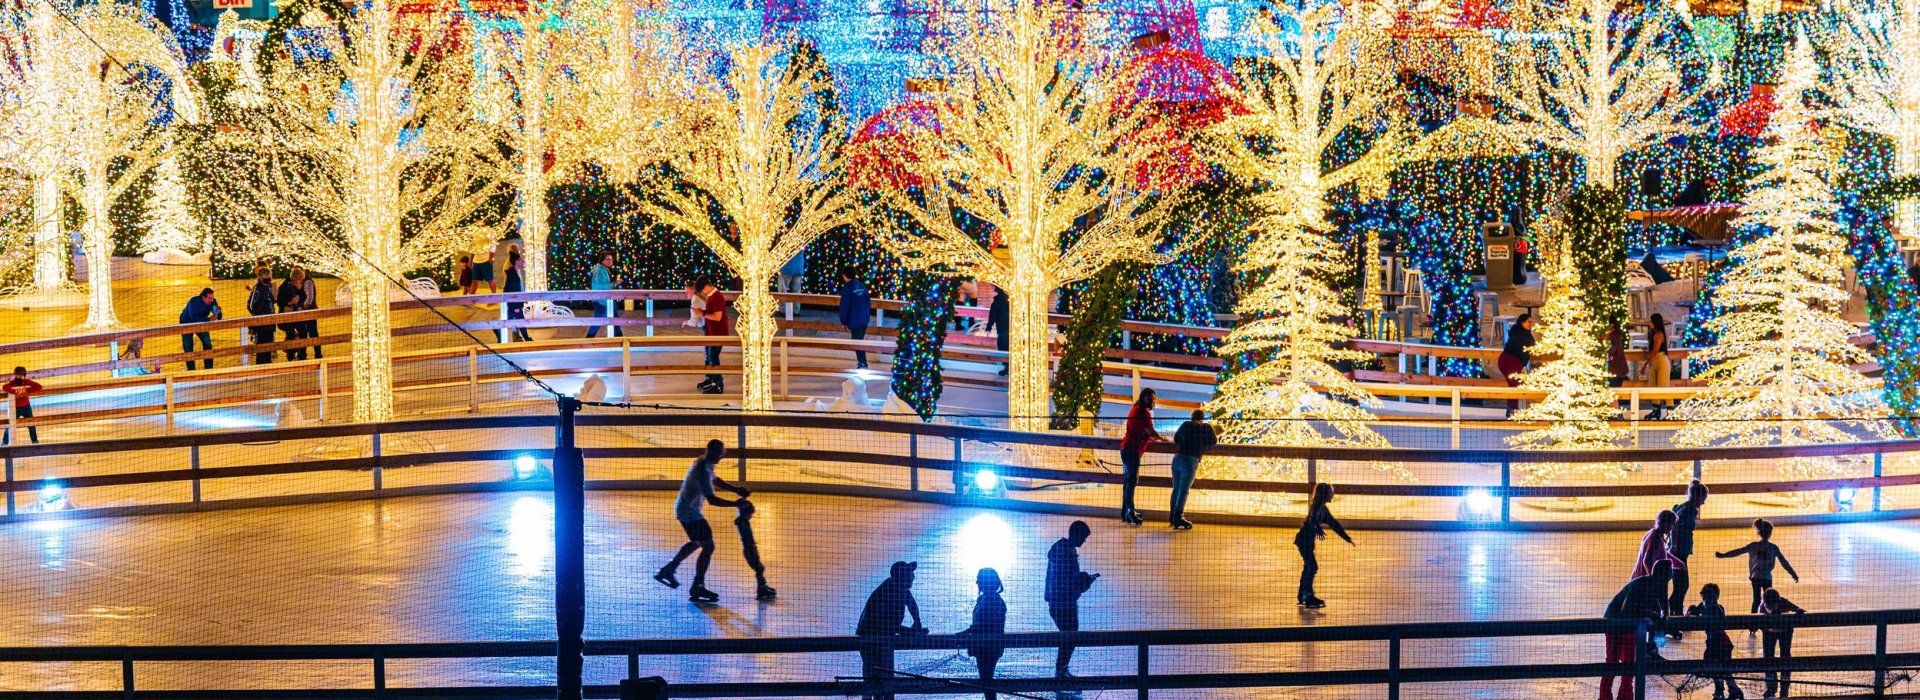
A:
[78,180,120,330]
[733,275,778,412]
[348,271,394,424]
[518,162,550,293]
[30,176,65,294]
[1003,275,1053,433]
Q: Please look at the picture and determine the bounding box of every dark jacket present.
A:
[1295,502,1351,547]
[1604,574,1669,621]
[1173,421,1217,458]
[962,591,1007,659]
[987,293,1010,351]
[838,279,871,331]
[1501,324,1535,365]
[276,280,306,313]
[855,576,918,636]
[1044,539,1094,604]
[180,296,220,324]
[247,279,277,317]
[1669,501,1701,560]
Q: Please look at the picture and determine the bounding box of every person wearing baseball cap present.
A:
[856,561,924,699]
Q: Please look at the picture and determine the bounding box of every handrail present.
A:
[0,610,1909,697]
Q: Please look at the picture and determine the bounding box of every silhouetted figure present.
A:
[1717,519,1799,614]
[1673,178,1709,207]
[1168,409,1216,529]
[961,568,1007,699]
[1760,588,1806,697]
[696,276,729,393]
[733,499,775,600]
[2,366,42,445]
[1666,481,1709,636]
[504,252,532,342]
[1118,390,1163,526]
[1045,521,1098,678]
[1688,583,1744,700]
[839,269,872,369]
[1607,325,1629,390]
[1295,483,1352,609]
[986,288,1009,375]
[1497,314,1535,415]
[1601,560,1671,700]
[856,561,925,700]
[246,264,277,365]
[1632,510,1679,579]
[654,440,750,603]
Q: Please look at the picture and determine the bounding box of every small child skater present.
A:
[734,499,776,600]
[1760,588,1807,698]
[1688,583,1744,699]
[1717,518,1800,614]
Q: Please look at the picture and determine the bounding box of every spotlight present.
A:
[962,468,1004,497]
[513,455,545,481]
[1834,486,1858,513]
[39,482,69,512]
[1459,489,1497,522]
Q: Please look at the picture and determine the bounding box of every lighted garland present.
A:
[1050,262,1142,430]
[891,267,957,422]
[1845,176,1920,434]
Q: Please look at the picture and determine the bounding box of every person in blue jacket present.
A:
[179,287,222,371]
[838,268,872,369]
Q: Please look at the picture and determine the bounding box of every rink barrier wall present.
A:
[0,610,1911,697]
[3,413,1920,530]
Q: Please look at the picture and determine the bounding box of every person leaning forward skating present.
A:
[654,440,750,603]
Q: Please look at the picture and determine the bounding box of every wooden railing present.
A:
[4,413,1918,528]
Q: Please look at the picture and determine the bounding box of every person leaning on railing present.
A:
[1601,560,1671,700]
[246,265,278,365]
[178,287,222,371]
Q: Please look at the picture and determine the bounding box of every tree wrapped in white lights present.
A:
[867,0,1178,431]
[1825,0,1920,240]
[1199,2,1411,481]
[1482,0,1713,188]
[232,0,504,423]
[576,0,685,185]
[1505,215,1629,480]
[139,156,201,255]
[634,41,859,413]
[1671,40,1889,487]
[0,1,201,321]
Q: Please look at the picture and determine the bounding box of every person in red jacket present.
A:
[1118,389,1164,526]
[3,366,43,445]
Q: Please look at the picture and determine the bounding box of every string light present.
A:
[138,156,202,255]
[1505,215,1630,482]
[1824,0,1920,242]
[1671,38,1890,491]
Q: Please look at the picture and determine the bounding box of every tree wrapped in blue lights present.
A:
[1844,177,1920,435]
[1051,262,1142,430]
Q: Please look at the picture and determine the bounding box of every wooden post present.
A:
[621,340,633,401]
[467,349,479,414]
[164,376,176,435]
[318,361,330,422]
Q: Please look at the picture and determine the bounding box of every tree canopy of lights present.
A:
[0,1,200,324]
[634,40,859,413]
[1199,1,1413,484]
[1671,39,1888,489]
[867,0,1178,432]
[229,0,506,423]
[1481,0,1714,190]
[1504,214,1629,480]
[1824,0,1920,241]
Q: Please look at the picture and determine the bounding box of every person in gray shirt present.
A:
[655,439,750,603]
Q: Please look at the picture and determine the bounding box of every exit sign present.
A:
[213,0,251,9]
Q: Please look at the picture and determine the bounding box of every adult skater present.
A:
[654,440,751,603]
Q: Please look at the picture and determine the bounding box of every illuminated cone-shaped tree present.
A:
[634,41,859,413]
[1671,40,1888,488]
[0,2,200,322]
[1199,3,1411,482]
[1505,215,1629,481]
[139,155,201,255]
[1826,0,1920,241]
[867,0,1177,431]
[1482,0,1713,189]
[233,0,505,423]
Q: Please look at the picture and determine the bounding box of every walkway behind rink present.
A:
[0,490,1916,697]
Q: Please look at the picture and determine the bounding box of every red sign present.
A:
[213,0,252,9]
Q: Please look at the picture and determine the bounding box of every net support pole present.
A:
[554,396,586,700]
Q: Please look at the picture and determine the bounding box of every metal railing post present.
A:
[645,298,655,337]
[737,418,748,483]
[1306,457,1317,486]
[1693,458,1703,482]
[371,432,383,491]
[1136,642,1149,700]
[122,654,134,700]
[468,349,479,413]
[190,444,201,503]
[627,653,639,680]
[373,653,387,700]
[780,340,790,400]
[4,453,13,516]
[1387,633,1402,700]
[622,340,633,401]
[554,397,586,700]
[1633,619,1650,700]
[1131,368,1140,401]
[5,394,14,448]
[318,360,330,422]
[1875,620,1888,697]
[909,432,919,493]
[1500,458,1511,522]
[499,300,510,344]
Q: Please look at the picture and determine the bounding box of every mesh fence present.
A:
[0,276,1918,698]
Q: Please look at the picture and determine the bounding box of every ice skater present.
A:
[1760,588,1806,697]
[1045,520,1098,679]
[2,366,42,446]
[960,567,1007,699]
[654,439,751,603]
[1687,583,1744,700]
[732,498,776,600]
[1601,560,1671,700]
[1168,409,1216,530]
[856,561,926,700]
[1117,390,1164,526]
[1295,483,1352,609]
[1716,519,1799,614]
[1666,480,1708,637]
[1632,510,1679,579]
